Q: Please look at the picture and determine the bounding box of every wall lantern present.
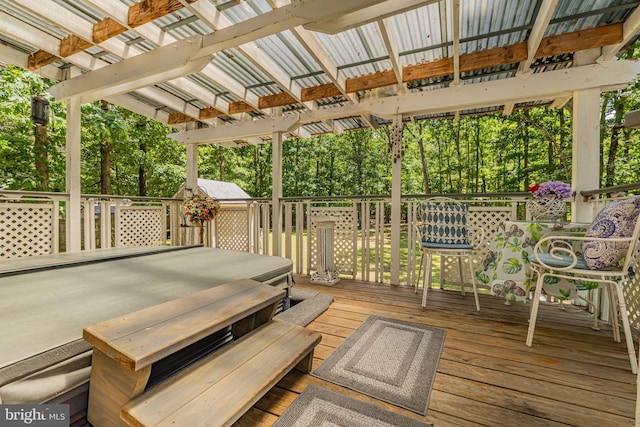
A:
[30,95,50,126]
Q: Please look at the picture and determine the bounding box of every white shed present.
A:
[174,179,256,252]
[173,179,251,202]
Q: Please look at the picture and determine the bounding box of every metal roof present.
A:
[0,0,639,144]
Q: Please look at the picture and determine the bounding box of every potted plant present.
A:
[182,193,220,243]
[526,181,573,221]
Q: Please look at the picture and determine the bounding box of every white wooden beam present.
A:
[346,61,640,119]
[105,94,172,124]
[13,0,230,122]
[175,61,640,144]
[49,36,211,102]
[0,35,177,125]
[0,44,62,81]
[83,0,258,113]
[360,114,380,130]
[136,87,202,119]
[377,18,403,93]
[199,7,306,57]
[503,103,514,116]
[170,116,301,144]
[550,96,571,109]
[301,0,439,34]
[518,0,559,74]
[185,2,311,111]
[452,0,461,86]
[291,26,357,103]
[292,126,313,139]
[599,5,640,62]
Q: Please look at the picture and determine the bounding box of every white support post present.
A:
[185,143,198,191]
[571,88,600,223]
[65,97,82,252]
[390,114,403,285]
[272,131,283,256]
[571,49,602,223]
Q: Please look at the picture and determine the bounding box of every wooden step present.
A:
[84,279,287,427]
[121,319,322,427]
[84,278,285,371]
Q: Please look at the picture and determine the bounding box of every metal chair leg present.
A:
[422,253,433,308]
[415,251,424,294]
[526,274,545,347]
[467,254,480,311]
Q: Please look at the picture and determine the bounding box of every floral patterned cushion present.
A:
[418,202,469,245]
[583,197,640,270]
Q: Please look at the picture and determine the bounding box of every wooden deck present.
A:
[235,275,637,427]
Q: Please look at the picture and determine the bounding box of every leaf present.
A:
[476,273,490,284]
[502,258,522,275]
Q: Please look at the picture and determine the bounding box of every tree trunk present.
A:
[138,142,147,196]
[416,123,430,194]
[599,92,610,184]
[34,124,49,189]
[605,93,626,187]
[454,120,462,192]
[218,147,224,181]
[475,117,480,193]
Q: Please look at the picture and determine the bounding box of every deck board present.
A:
[234,275,637,427]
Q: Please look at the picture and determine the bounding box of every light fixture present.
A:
[30,95,49,125]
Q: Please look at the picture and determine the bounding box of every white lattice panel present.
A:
[309,206,356,277]
[442,207,513,288]
[623,234,640,334]
[117,206,164,247]
[0,203,53,258]
[215,208,249,251]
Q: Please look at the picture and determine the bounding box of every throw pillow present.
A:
[418,201,469,245]
[583,197,640,269]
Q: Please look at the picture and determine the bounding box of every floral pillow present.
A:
[583,197,640,270]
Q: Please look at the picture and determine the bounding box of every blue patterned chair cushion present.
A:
[583,197,640,270]
[418,202,469,246]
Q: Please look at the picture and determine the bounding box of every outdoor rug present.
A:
[273,385,433,427]
[311,316,445,415]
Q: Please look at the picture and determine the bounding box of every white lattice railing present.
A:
[0,191,66,258]
[271,194,529,286]
[82,196,176,250]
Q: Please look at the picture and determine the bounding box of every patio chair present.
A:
[527,196,640,374]
[414,197,484,311]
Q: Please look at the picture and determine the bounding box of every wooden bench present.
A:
[83,278,321,427]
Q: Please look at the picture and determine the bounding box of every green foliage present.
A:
[3,62,640,199]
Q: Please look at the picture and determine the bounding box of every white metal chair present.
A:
[527,196,640,374]
[414,197,484,311]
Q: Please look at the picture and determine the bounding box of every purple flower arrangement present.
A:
[528,181,573,199]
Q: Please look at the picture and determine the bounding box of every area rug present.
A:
[311,316,445,415]
[273,385,432,427]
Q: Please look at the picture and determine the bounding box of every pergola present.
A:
[2,0,640,283]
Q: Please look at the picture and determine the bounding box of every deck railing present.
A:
[4,186,640,289]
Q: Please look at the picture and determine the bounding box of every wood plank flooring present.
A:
[234,275,637,427]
